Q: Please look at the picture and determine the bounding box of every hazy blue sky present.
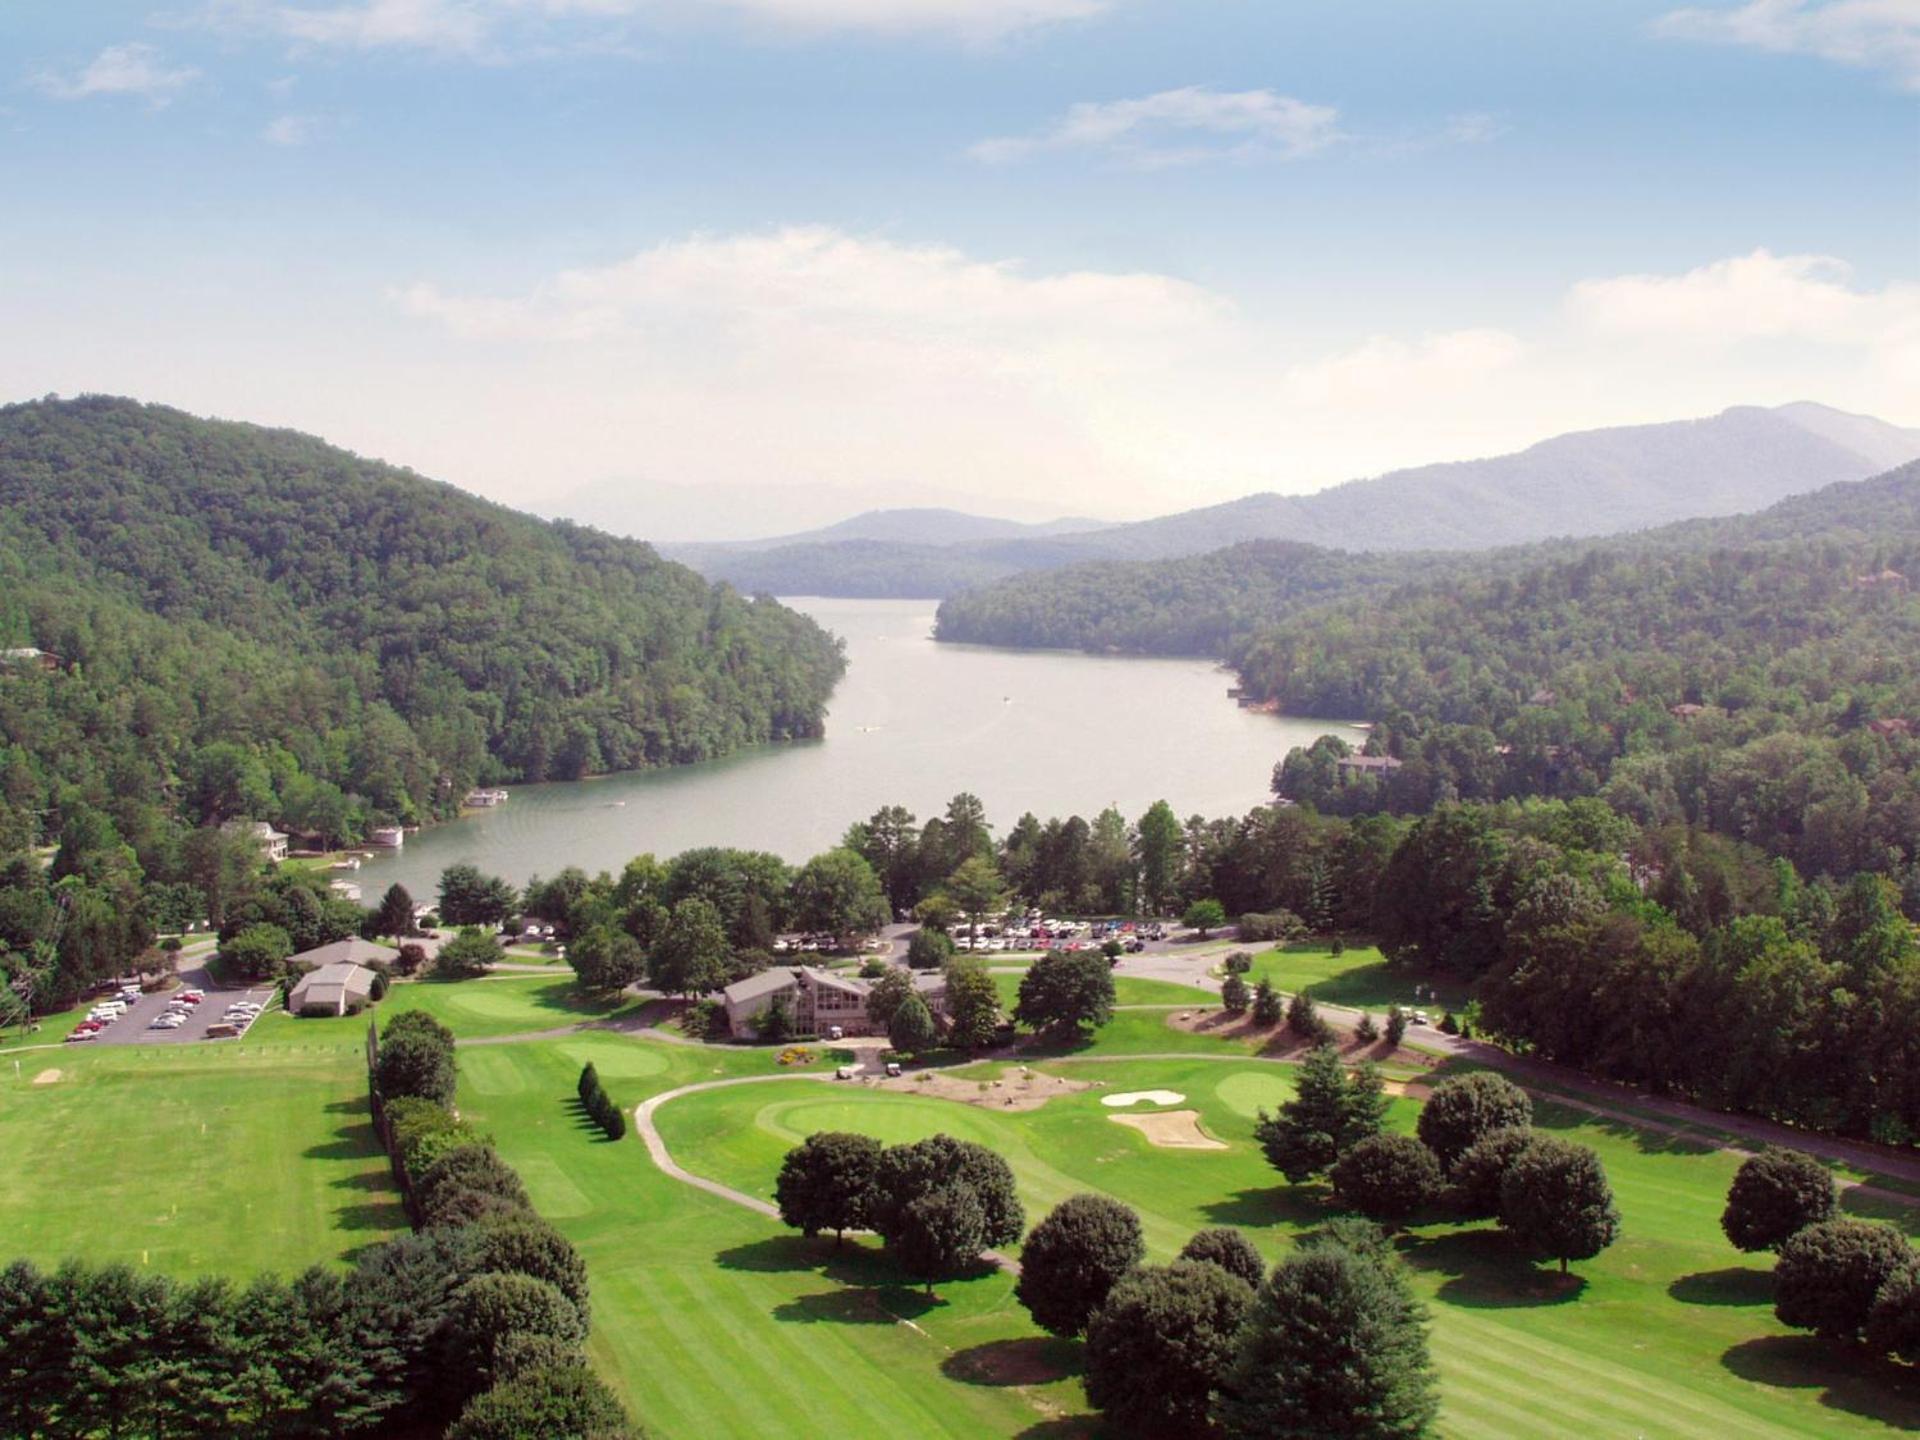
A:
[3,0,1915,532]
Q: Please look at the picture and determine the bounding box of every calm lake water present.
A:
[355,598,1347,895]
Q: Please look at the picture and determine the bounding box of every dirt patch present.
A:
[1109,1109,1227,1150]
[1165,1008,1432,1067]
[31,1068,61,1086]
[883,1068,1090,1112]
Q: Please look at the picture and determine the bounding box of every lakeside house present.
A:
[721,965,948,1040]
[465,788,509,807]
[223,819,289,864]
[288,961,378,1017]
[1336,754,1404,778]
[368,826,405,848]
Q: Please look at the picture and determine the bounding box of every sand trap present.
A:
[1110,1110,1226,1150]
[1102,1089,1185,1108]
[880,1069,1090,1112]
[32,1069,61,1086]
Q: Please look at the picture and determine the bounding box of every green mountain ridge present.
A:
[0,395,846,850]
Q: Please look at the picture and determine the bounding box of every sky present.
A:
[2,0,1917,537]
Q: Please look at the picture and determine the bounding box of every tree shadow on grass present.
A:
[943,1337,1080,1388]
[1014,1420,1100,1440]
[1528,1100,1716,1158]
[1200,1183,1329,1230]
[773,1285,941,1326]
[1722,1335,1920,1427]
[1399,1228,1588,1308]
[331,1198,407,1233]
[563,1095,618,1142]
[716,1234,857,1274]
[305,1119,385,1162]
[1669,1267,1774,1307]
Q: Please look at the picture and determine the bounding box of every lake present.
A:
[353,597,1348,895]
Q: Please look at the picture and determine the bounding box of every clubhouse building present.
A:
[720,965,947,1040]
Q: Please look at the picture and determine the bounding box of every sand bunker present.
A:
[1109,1110,1226,1150]
[1101,1089,1185,1108]
[32,1069,61,1086]
[879,1069,1090,1112]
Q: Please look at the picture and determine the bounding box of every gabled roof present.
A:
[723,967,807,1005]
[288,960,376,1009]
[289,937,400,972]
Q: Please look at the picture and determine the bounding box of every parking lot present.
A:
[73,970,276,1047]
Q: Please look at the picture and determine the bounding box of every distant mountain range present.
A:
[657,402,1920,598]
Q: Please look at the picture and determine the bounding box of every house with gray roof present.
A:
[289,937,400,972]
[288,961,378,1017]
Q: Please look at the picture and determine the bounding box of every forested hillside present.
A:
[0,397,847,853]
[935,541,1427,653]
[1246,464,1920,889]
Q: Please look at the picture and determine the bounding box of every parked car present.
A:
[835,1066,855,1080]
[884,1062,903,1077]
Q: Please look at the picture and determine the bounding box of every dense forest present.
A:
[0,396,846,853]
[1246,467,1920,892]
[935,540,1432,653]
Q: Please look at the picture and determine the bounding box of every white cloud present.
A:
[1652,0,1920,90]
[191,0,1100,52]
[1567,248,1920,348]
[689,0,1104,40]
[1283,330,1526,408]
[378,232,1920,518]
[263,112,323,143]
[397,224,1229,342]
[972,86,1343,167]
[32,43,201,105]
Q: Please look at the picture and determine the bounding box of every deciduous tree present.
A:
[1015,1195,1146,1338]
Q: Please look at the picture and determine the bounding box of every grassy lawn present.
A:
[454,1035,1064,1439]
[1238,942,1473,1013]
[990,972,1217,1012]
[247,973,644,1047]
[0,1044,406,1277]
[656,1056,1920,1439]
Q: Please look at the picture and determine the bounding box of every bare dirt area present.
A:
[1165,1006,1433,1069]
[31,1068,61,1085]
[884,1068,1090,1112]
[1109,1109,1227,1150]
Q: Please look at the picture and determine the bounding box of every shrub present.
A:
[447,1363,640,1440]
[906,928,956,971]
[1866,1263,1920,1362]
[1217,1246,1437,1440]
[437,927,505,980]
[1774,1219,1915,1341]
[576,1063,625,1141]
[1016,1195,1147,1337]
[1223,951,1254,974]
[1221,973,1250,1016]
[1438,1012,1459,1035]
[1250,979,1282,1027]
[1178,1227,1266,1290]
[1498,1135,1620,1273]
[679,998,725,1040]
[417,1145,531,1228]
[1384,1005,1408,1047]
[1330,1133,1443,1227]
[1721,1147,1838,1253]
[1084,1261,1254,1433]
[375,1031,457,1108]
[465,1217,592,1318]
[1416,1072,1533,1172]
[444,1273,587,1391]
[1354,1012,1379,1043]
[1236,910,1306,944]
[1448,1126,1536,1219]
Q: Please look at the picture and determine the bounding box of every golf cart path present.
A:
[632,1070,1023,1274]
